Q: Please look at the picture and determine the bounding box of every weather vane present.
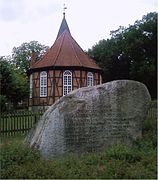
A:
[63,3,67,16]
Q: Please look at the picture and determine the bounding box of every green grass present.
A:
[0,113,157,179]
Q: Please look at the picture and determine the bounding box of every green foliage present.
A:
[88,12,157,98]
[0,95,11,112]
[0,113,157,179]
[11,41,49,72]
[0,41,49,109]
[0,137,40,179]
[0,56,29,109]
[106,144,142,163]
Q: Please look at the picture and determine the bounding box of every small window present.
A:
[87,72,93,87]
[30,74,33,98]
[63,70,72,96]
[40,71,47,97]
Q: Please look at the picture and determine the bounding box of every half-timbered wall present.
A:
[29,69,102,108]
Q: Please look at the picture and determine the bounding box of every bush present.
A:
[0,95,13,112]
[106,144,142,163]
[0,138,40,179]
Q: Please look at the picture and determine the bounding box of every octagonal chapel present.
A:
[28,13,102,110]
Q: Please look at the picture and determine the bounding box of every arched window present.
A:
[30,74,33,98]
[87,72,93,87]
[40,71,47,97]
[63,70,72,96]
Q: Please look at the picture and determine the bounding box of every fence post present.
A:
[34,113,37,124]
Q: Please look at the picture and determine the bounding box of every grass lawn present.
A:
[0,113,157,179]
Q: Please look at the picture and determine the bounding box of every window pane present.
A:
[64,76,67,85]
[68,86,71,93]
[64,86,67,95]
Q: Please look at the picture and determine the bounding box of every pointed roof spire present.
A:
[63,3,67,17]
[56,4,70,39]
[30,6,101,71]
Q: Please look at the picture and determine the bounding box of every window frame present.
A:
[87,72,93,87]
[63,70,72,96]
[40,71,47,97]
[30,74,33,98]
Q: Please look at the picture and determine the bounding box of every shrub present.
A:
[0,95,12,112]
[106,144,142,163]
[0,139,40,179]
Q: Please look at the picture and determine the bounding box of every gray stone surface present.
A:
[26,80,151,159]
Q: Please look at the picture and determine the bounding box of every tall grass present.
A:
[0,113,157,179]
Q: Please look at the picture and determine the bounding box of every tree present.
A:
[88,12,157,98]
[121,12,157,98]
[1,41,49,110]
[0,56,29,110]
[11,41,49,72]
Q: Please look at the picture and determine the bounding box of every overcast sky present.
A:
[0,0,157,56]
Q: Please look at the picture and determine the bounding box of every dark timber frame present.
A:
[28,66,102,108]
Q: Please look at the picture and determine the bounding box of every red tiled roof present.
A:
[31,16,101,70]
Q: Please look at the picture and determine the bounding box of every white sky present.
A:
[0,0,157,56]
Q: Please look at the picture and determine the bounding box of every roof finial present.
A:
[63,3,67,17]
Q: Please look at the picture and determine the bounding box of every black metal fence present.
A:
[0,110,45,136]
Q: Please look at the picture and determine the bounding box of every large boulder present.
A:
[26,80,151,159]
